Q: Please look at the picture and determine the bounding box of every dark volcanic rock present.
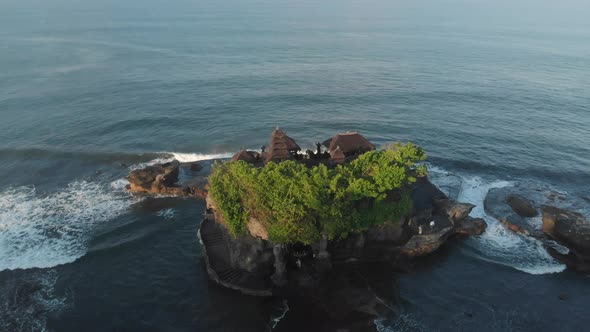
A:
[280,265,395,332]
[401,177,485,257]
[185,176,209,200]
[484,187,539,236]
[506,194,538,217]
[542,205,590,272]
[127,160,188,196]
[130,160,179,187]
[200,215,273,296]
[402,215,454,257]
[190,162,203,172]
[433,197,475,222]
[455,217,487,236]
[542,205,590,255]
[366,219,405,243]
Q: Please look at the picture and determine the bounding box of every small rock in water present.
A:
[559,293,568,301]
[506,194,538,217]
[190,163,203,171]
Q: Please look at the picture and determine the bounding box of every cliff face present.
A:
[199,176,487,330]
[484,186,590,272]
[200,176,486,295]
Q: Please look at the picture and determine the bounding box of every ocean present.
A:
[1,0,589,331]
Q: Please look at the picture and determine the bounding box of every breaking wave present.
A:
[428,166,566,275]
[0,181,133,271]
[130,151,233,170]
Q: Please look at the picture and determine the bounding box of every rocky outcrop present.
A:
[200,214,273,296]
[127,160,210,199]
[507,194,538,217]
[127,160,188,196]
[542,205,590,256]
[484,188,540,236]
[199,175,489,331]
[185,177,209,199]
[190,162,203,172]
[402,200,486,257]
[433,197,475,222]
[484,186,590,273]
[246,217,269,240]
[366,219,406,243]
[454,217,487,236]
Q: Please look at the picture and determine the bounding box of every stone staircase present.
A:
[199,217,271,296]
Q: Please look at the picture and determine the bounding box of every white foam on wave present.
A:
[168,152,234,163]
[110,178,130,190]
[0,181,133,271]
[129,151,234,170]
[270,299,290,330]
[428,167,566,275]
[157,208,176,220]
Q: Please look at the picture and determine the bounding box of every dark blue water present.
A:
[1,0,589,331]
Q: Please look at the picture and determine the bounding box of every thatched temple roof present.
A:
[329,146,346,164]
[323,132,375,155]
[232,150,259,164]
[265,128,300,163]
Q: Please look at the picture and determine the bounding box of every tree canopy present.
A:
[209,142,427,244]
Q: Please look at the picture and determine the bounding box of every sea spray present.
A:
[0,181,133,271]
[428,167,565,275]
[130,151,234,170]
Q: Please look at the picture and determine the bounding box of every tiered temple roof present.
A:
[265,127,301,164]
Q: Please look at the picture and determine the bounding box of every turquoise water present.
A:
[1,0,589,331]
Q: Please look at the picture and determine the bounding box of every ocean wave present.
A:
[0,181,133,271]
[157,208,176,220]
[129,151,233,170]
[428,167,566,275]
[0,148,162,165]
[0,148,234,169]
[270,299,290,330]
[0,269,70,332]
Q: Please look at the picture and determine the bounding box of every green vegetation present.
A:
[209,143,427,244]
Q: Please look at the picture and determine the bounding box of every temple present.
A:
[205,128,486,298]
[231,128,375,166]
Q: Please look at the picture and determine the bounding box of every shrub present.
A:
[209,143,426,244]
